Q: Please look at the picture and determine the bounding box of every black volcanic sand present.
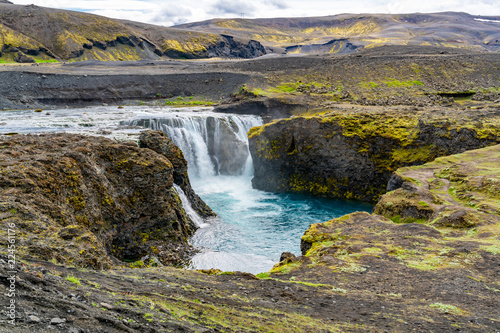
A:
[0,45,499,111]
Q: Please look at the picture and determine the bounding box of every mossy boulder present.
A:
[0,132,204,268]
[248,108,500,201]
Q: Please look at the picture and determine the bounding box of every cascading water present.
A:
[123,109,374,274]
[1,106,373,274]
[125,112,260,179]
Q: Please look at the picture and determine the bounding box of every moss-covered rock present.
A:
[257,147,500,331]
[248,108,500,201]
[0,132,204,268]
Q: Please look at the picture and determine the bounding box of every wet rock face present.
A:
[248,109,500,202]
[138,130,215,217]
[0,132,200,268]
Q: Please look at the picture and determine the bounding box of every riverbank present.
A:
[1,142,498,332]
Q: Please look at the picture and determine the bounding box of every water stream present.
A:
[0,106,372,274]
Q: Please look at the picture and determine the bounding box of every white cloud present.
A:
[9,0,500,27]
[209,0,256,16]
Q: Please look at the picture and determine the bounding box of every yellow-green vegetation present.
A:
[163,96,215,106]
[369,144,500,269]
[162,33,218,55]
[75,44,146,61]
[0,23,43,51]
[296,211,480,273]
[295,140,500,274]
[245,81,342,99]
[429,303,463,315]
[65,275,81,286]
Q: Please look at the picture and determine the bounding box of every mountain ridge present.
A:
[0,4,499,63]
[0,3,267,62]
[178,11,500,53]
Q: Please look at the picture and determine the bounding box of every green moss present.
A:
[270,261,302,274]
[68,196,85,210]
[130,260,144,268]
[429,303,463,315]
[65,275,81,286]
[480,245,500,254]
[384,79,424,87]
[392,145,434,164]
[164,96,215,106]
[256,272,271,279]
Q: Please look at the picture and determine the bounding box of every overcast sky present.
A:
[11,0,500,27]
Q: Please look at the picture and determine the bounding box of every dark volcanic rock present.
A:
[248,109,500,201]
[14,52,35,63]
[214,97,307,122]
[0,132,200,268]
[207,35,267,58]
[138,130,215,217]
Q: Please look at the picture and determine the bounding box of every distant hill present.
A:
[178,12,500,54]
[0,3,267,62]
[1,4,499,63]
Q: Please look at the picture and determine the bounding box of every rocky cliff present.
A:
[1,143,498,332]
[0,131,211,269]
[248,108,500,201]
[0,3,267,62]
[138,130,215,216]
[269,144,500,332]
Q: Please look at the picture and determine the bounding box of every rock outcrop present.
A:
[138,130,215,217]
[0,132,209,268]
[268,144,500,332]
[0,144,498,332]
[374,143,500,224]
[248,108,500,201]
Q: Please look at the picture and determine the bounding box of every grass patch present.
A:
[429,303,463,315]
[164,96,214,106]
[256,272,271,279]
[35,59,59,63]
[65,275,81,286]
[480,245,500,254]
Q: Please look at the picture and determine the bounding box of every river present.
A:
[0,105,372,273]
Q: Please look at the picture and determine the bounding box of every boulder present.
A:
[14,52,35,63]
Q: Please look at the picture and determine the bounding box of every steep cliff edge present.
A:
[0,131,211,268]
[269,144,500,331]
[1,144,498,332]
[248,108,500,201]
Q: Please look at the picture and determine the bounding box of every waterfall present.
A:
[123,110,263,181]
[173,184,209,228]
